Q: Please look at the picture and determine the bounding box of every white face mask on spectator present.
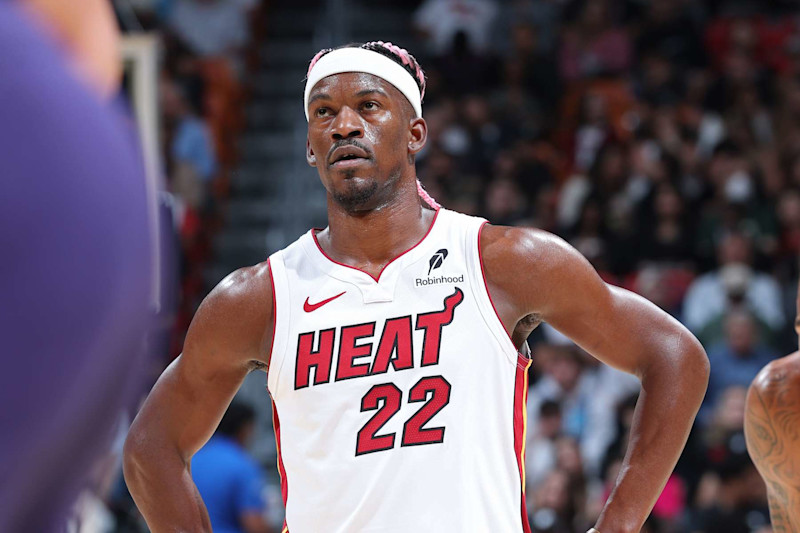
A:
[725,170,754,203]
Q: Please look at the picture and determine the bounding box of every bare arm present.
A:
[482,226,709,533]
[745,354,800,533]
[123,263,274,532]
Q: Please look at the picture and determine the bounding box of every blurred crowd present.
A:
[128,0,264,356]
[411,0,800,531]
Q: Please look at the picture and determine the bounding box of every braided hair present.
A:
[306,42,438,209]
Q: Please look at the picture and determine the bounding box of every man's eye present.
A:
[363,102,378,110]
[315,107,329,117]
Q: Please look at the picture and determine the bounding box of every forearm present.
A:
[594,342,708,532]
[123,436,212,532]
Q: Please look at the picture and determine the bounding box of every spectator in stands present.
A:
[191,402,271,533]
[529,469,574,533]
[635,0,705,70]
[413,0,498,56]
[527,347,588,443]
[570,92,616,174]
[637,182,695,266]
[162,75,218,211]
[167,0,256,75]
[483,177,528,225]
[683,231,784,337]
[553,436,588,523]
[493,0,563,56]
[434,32,498,96]
[526,346,619,478]
[567,198,612,274]
[526,400,562,490]
[558,0,632,83]
[700,311,778,423]
[776,188,800,274]
[690,447,770,533]
[460,94,502,173]
[507,23,561,113]
[695,141,779,268]
[703,385,747,455]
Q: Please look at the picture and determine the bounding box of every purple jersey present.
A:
[0,3,154,530]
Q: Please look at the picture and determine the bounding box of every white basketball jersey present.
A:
[266,208,532,533]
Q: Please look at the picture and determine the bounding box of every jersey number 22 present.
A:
[356,375,451,456]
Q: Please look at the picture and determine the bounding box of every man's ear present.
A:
[306,138,316,167]
[408,117,428,156]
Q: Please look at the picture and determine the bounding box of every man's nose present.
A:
[331,106,363,140]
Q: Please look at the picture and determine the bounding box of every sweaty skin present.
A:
[124,71,709,533]
[745,302,800,532]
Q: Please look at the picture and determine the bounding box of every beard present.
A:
[330,174,380,212]
[329,165,402,213]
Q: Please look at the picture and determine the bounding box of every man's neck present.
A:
[317,187,436,279]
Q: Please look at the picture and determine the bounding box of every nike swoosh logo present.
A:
[303,291,346,312]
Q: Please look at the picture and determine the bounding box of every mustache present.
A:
[326,138,373,163]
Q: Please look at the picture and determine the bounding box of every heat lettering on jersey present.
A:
[371,316,414,375]
[294,328,335,388]
[294,288,464,390]
[336,322,375,381]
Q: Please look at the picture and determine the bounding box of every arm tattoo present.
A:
[745,369,800,532]
[767,482,793,533]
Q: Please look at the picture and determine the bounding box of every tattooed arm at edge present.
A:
[745,352,800,533]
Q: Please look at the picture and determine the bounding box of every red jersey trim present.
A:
[514,352,533,533]
[271,403,289,527]
[310,207,441,283]
[266,259,277,372]
[477,221,515,344]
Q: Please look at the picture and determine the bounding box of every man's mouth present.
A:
[331,154,369,168]
[329,145,371,167]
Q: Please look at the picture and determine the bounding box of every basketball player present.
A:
[744,283,800,531]
[124,42,709,533]
[0,0,154,530]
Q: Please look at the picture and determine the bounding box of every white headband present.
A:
[304,47,423,121]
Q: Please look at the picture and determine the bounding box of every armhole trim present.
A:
[477,221,515,345]
[267,252,290,397]
[466,220,524,368]
[266,258,277,371]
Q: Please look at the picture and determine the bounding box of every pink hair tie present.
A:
[417,179,440,209]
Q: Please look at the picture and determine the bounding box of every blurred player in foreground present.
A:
[0,0,154,530]
[124,41,709,532]
[745,278,800,531]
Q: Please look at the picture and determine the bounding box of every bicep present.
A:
[534,242,694,376]
[484,225,704,376]
[128,265,273,460]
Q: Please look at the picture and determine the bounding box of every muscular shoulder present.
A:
[480,224,583,278]
[749,351,800,403]
[184,261,274,370]
[479,224,594,314]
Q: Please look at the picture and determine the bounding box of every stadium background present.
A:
[90,0,800,531]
